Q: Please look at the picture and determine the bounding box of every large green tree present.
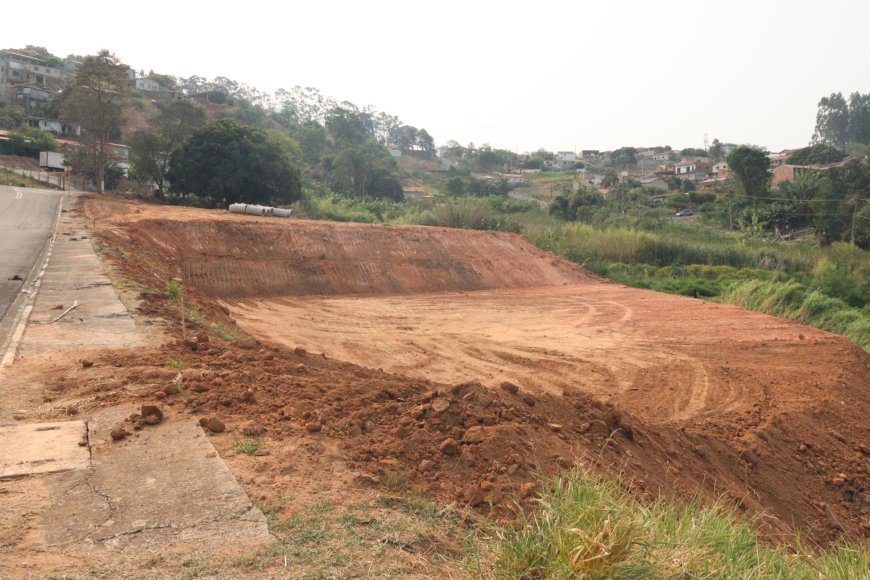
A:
[130,100,206,194]
[60,50,129,193]
[787,144,847,166]
[813,92,870,150]
[726,146,770,197]
[167,119,301,206]
[610,147,637,169]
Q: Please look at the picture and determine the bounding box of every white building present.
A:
[133,77,161,92]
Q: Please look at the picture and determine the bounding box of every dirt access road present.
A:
[80,197,869,543]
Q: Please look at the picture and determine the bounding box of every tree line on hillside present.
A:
[9,47,436,204]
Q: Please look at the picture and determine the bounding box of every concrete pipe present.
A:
[272,208,292,218]
[228,203,247,215]
[244,204,271,216]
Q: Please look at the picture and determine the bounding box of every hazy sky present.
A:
[6,1,869,152]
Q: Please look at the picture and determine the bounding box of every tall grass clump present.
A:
[472,468,870,579]
[529,224,821,272]
[167,279,183,301]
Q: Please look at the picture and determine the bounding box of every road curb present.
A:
[0,195,66,368]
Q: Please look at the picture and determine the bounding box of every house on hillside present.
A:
[674,159,713,181]
[772,159,849,185]
[768,152,791,168]
[132,77,161,92]
[638,174,669,190]
[402,186,427,201]
[654,164,675,177]
[712,161,729,177]
[14,83,51,111]
[0,49,65,87]
[26,117,81,136]
[388,145,402,158]
[638,150,670,162]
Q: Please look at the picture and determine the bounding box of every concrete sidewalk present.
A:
[13,194,146,359]
[0,195,272,575]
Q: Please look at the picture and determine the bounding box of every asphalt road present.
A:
[0,185,65,333]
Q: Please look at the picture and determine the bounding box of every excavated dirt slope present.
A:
[81,197,869,541]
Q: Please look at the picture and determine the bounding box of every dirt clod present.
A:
[204,417,226,433]
[304,422,322,433]
[439,438,460,456]
[500,382,519,395]
[242,424,267,437]
[110,427,127,441]
[81,360,94,369]
[431,398,450,413]
[141,405,164,422]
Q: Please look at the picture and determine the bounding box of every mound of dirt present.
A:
[87,199,588,299]
[77,196,869,542]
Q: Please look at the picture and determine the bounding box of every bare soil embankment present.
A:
[78,197,870,541]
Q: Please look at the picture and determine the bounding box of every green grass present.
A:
[167,279,183,301]
[470,468,870,579]
[237,438,261,455]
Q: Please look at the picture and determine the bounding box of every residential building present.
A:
[772,159,849,185]
[132,77,161,92]
[674,159,713,180]
[0,49,64,87]
[638,149,670,162]
[768,152,791,168]
[556,151,577,164]
[26,117,81,136]
[15,83,50,111]
[402,186,426,201]
[712,161,729,177]
[0,49,65,108]
[638,175,669,190]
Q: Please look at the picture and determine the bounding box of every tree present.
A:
[813,92,870,150]
[443,176,465,196]
[726,146,770,198]
[325,107,369,146]
[610,147,637,169]
[787,144,847,166]
[0,106,25,130]
[601,169,620,188]
[329,140,401,199]
[416,128,435,157]
[131,100,207,194]
[167,119,301,206]
[60,50,129,192]
[709,138,724,163]
[8,127,58,157]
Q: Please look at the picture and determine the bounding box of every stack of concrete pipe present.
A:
[228,203,292,218]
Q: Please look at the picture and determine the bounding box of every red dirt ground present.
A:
[64,196,870,542]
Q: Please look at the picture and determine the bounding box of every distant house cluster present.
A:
[0,49,69,113]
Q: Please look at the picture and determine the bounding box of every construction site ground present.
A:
[1,194,868,577]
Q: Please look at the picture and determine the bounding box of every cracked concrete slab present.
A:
[0,421,89,478]
[43,405,271,554]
